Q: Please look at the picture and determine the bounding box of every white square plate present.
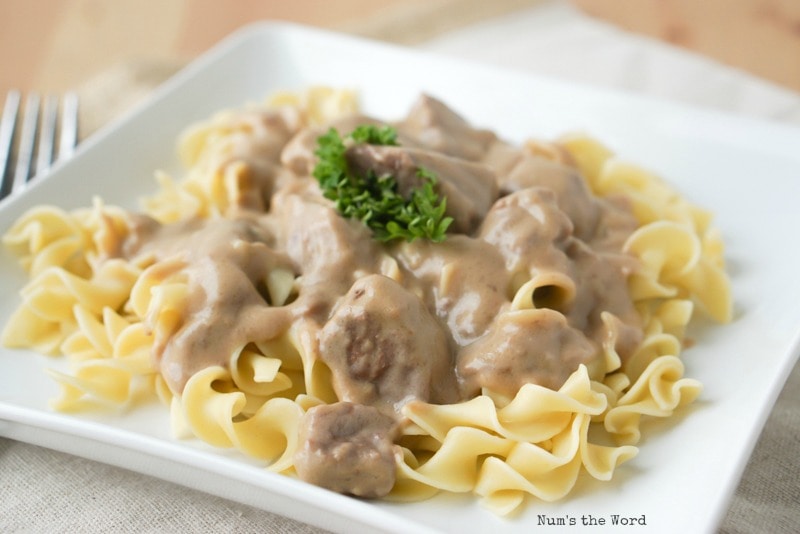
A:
[1,22,799,534]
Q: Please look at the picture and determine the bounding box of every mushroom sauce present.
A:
[112,95,642,497]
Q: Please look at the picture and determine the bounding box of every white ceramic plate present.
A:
[1,23,799,534]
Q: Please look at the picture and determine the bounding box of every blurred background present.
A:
[3,0,799,93]
[3,0,542,94]
[4,0,800,93]
[2,0,800,136]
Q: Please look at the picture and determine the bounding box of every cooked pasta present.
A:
[1,87,731,515]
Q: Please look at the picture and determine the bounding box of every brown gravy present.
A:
[112,94,642,498]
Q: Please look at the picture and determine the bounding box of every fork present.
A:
[0,91,79,201]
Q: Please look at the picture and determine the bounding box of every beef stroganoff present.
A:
[1,87,731,515]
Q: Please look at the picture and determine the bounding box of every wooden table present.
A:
[0,0,541,97]
[3,0,799,100]
[572,0,800,93]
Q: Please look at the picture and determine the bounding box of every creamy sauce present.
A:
[112,95,642,498]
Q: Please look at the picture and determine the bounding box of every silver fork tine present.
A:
[0,91,80,201]
[59,92,79,161]
[36,94,59,176]
[0,91,21,197]
[12,93,40,194]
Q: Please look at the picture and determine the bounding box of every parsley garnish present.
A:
[313,125,452,243]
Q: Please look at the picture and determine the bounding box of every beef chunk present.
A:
[318,274,458,413]
[345,144,498,234]
[397,94,496,161]
[294,402,398,498]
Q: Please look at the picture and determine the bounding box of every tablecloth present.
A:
[2,2,798,532]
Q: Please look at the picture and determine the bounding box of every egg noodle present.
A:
[1,87,731,515]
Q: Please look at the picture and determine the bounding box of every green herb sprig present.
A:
[313,125,452,243]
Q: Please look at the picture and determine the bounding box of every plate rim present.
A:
[1,20,799,534]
